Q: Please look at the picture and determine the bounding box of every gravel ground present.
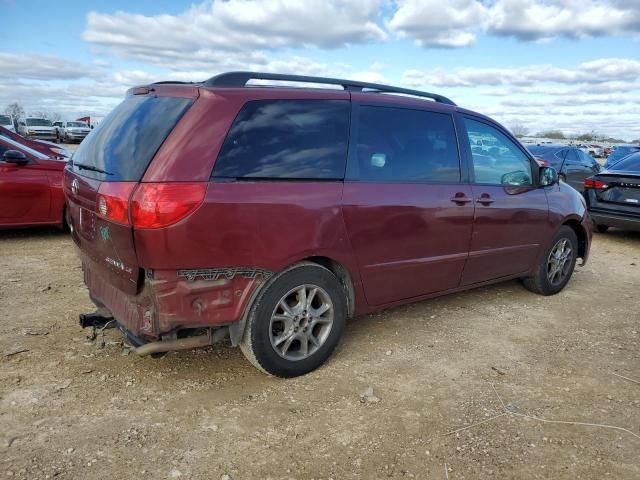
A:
[0,227,639,480]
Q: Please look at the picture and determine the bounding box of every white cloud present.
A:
[84,0,386,70]
[389,0,640,48]
[487,0,640,41]
[401,58,640,139]
[0,53,97,81]
[387,0,487,47]
[402,59,640,88]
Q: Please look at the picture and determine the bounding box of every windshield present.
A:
[70,95,193,181]
[67,122,87,127]
[609,152,640,172]
[26,118,52,126]
[0,115,11,125]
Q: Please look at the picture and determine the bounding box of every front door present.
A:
[459,117,549,285]
[342,102,474,306]
[0,145,50,226]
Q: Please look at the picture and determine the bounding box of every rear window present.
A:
[70,95,193,181]
[609,152,640,172]
[0,115,11,124]
[213,100,349,180]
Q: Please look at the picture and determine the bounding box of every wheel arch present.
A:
[562,218,587,260]
[229,256,357,347]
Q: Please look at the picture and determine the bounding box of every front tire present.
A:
[522,226,578,296]
[240,263,347,377]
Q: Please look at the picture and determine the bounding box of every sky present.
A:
[1,0,639,140]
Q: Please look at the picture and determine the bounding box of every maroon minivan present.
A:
[64,72,592,377]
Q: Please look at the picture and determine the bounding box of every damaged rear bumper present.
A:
[79,249,271,341]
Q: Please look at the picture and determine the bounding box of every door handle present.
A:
[475,195,495,205]
[450,193,472,205]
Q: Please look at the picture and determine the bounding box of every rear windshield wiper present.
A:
[72,161,113,176]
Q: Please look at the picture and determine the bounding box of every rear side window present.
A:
[70,96,193,181]
[577,150,595,166]
[349,106,460,182]
[213,100,349,180]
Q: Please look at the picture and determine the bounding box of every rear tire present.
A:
[240,263,347,377]
[596,224,609,233]
[522,226,578,296]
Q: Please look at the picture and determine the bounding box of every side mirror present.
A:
[3,150,29,164]
[501,170,531,186]
[539,166,558,186]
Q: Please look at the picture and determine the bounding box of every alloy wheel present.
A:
[547,238,573,286]
[269,284,334,361]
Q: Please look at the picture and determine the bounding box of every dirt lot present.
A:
[0,228,639,480]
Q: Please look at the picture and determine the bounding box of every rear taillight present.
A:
[96,182,136,225]
[130,183,207,229]
[584,178,608,190]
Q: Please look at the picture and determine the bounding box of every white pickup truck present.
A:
[17,117,57,141]
[52,121,92,143]
[0,114,15,132]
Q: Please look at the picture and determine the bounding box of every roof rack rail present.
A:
[151,81,198,85]
[204,71,456,106]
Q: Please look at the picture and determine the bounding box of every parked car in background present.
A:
[585,152,640,233]
[0,126,70,159]
[604,146,613,157]
[0,135,68,230]
[53,120,91,143]
[577,144,603,158]
[527,144,600,191]
[64,71,592,377]
[604,144,640,168]
[16,117,57,141]
[0,114,15,132]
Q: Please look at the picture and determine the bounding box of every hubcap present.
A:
[269,284,334,361]
[547,238,573,286]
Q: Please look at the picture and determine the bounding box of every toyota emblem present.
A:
[71,178,79,195]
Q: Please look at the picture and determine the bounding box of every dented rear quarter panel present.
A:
[130,181,364,337]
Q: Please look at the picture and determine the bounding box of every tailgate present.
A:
[62,89,196,296]
[64,169,141,294]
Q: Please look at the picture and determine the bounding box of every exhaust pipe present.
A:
[134,327,228,357]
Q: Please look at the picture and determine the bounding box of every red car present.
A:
[64,72,592,377]
[0,134,69,229]
[0,126,70,160]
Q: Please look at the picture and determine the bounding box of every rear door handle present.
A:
[450,194,472,205]
[476,195,495,205]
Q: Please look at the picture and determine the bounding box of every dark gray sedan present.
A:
[528,144,601,192]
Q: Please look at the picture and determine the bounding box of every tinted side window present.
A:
[566,149,580,162]
[349,106,460,182]
[464,118,532,186]
[213,100,349,180]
